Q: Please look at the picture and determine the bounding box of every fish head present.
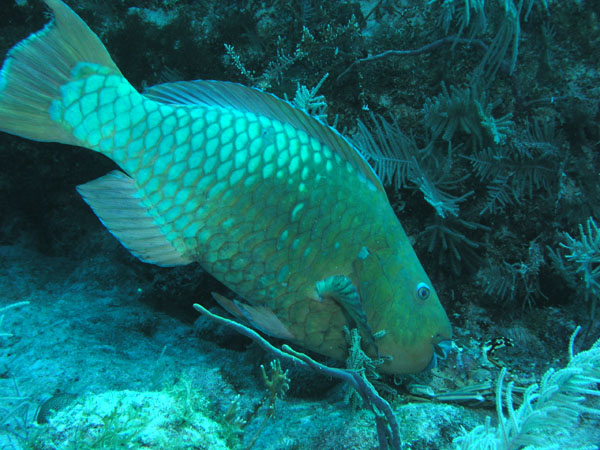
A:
[353,245,452,374]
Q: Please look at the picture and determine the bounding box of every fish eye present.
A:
[416,282,430,300]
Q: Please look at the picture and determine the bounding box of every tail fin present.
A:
[0,0,122,144]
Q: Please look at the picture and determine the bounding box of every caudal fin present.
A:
[0,0,122,145]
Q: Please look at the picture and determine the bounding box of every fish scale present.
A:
[0,0,452,374]
[114,78,406,350]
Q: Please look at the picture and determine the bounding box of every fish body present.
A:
[0,0,451,373]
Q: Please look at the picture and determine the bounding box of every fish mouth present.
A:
[424,339,454,371]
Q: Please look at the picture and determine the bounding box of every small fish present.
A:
[0,0,452,373]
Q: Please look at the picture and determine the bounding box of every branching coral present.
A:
[477,241,547,307]
[288,73,330,123]
[430,0,551,79]
[465,145,557,215]
[463,119,561,215]
[557,217,600,308]
[419,217,490,275]
[354,113,473,218]
[423,82,513,150]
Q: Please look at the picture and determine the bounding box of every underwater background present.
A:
[0,0,599,448]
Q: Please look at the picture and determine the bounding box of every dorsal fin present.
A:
[143,80,384,193]
[76,170,193,267]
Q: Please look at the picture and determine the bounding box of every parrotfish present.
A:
[0,0,452,373]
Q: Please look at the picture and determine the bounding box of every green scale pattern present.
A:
[54,65,387,352]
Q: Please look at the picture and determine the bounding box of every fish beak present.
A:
[424,339,455,371]
[434,339,454,360]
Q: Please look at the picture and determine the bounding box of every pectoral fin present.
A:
[315,275,378,353]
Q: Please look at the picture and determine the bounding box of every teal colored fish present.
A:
[0,0,451,373]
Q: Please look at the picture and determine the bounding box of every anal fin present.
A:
[76,170,193,267]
